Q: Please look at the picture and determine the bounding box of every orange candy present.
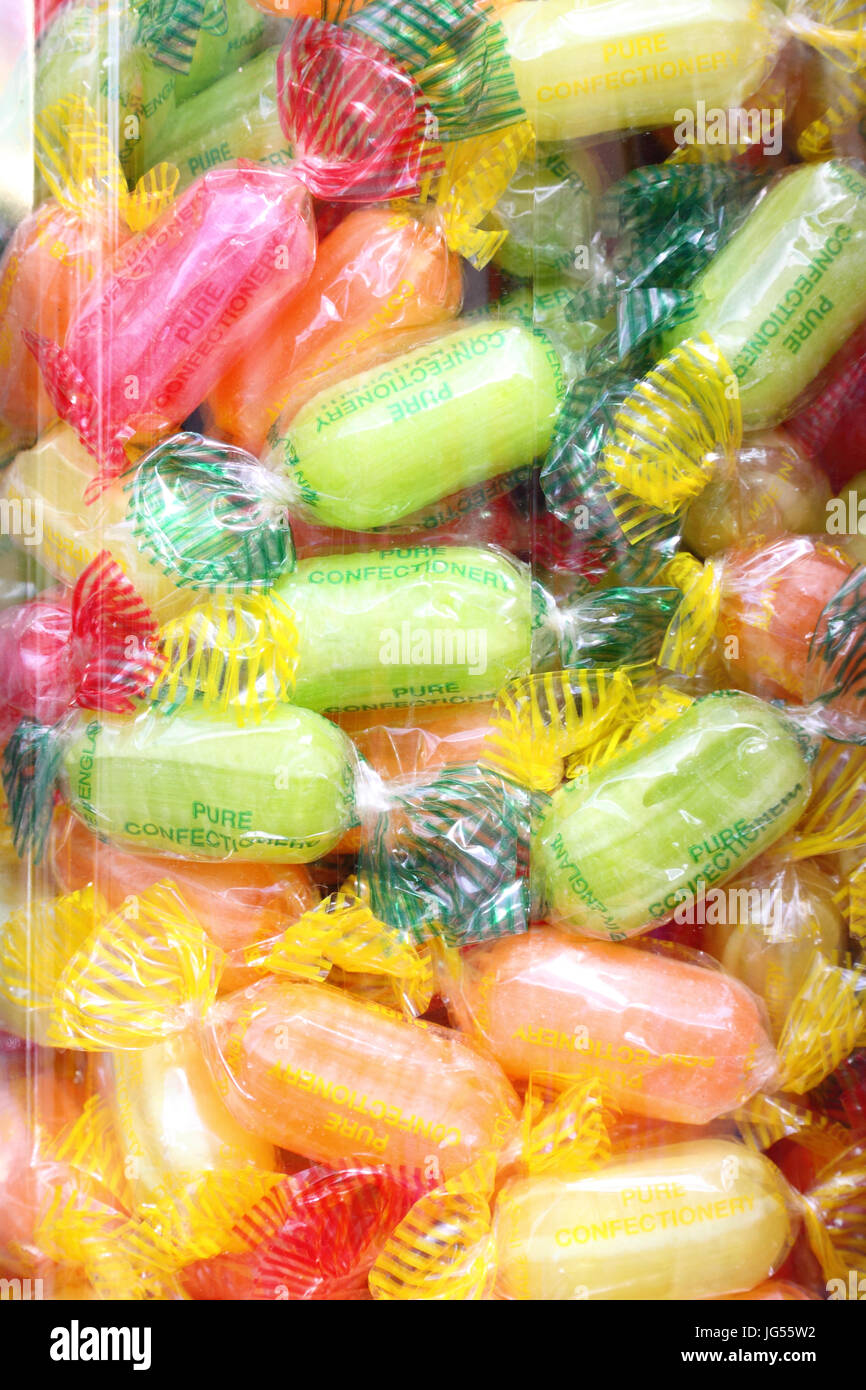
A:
[205,978,520,1177]
[51,813,319,992]
[331,703,496,852]
[446,927,778,1124]
[716,536,854,703]
[204,208,462,455]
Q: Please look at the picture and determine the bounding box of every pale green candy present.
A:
[663,160,866,428]
[150,47,290,190]
[491,279,611,380]
[265,320,565,531]
[63,705,356,863]
[174,0,267,102]
[35,1,176,183]
[533,692,812,941]
[488,147,596,281]
[275,545,531,712]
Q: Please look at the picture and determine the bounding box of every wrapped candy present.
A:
[0,427,194,621]
[26,163,317,482]
[485,143,603,282]
[492,1140,795,1300]
[533,691,814,940]
[3,693,544,956]
[51,811,319,993]
[269,545,531,712]
[0,201,117,462]
[663,160,866,429]
[99,1033,278,1206]
[332,0,866,148]
[701,856,847,1040]
[149,47,291,192]
[174,0,268,104]
[119,317,565,578]
[708,535,861,706]
[204,206,464,455]
[134,538,683,727]
[259,318,564,531]
[0,97,177,462]
[0,1062,97,1278]
[0,552,161,741]
[678,429,832,558]
[8,883,522,1178]
[443,926,779,1123]
[34,0,190,182]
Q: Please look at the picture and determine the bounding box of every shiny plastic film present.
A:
[5,0,866,1311]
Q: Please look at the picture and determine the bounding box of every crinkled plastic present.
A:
[27,164,317,481]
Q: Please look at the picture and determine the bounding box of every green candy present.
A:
[63,705,356,863]
[265,320,566,531]
[174,0,267,102]
[150,47,290,189]
[488,145,598,282]
[533,692,812,941]
[663,160,866,428]
[491,279,610,381]
[36,1,177,182]
[275,545,531,713]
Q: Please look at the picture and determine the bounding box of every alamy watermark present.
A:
[672,879,779,927]
[0,496,42,546]
[673,101,784,156]
[826,489,866,536]
[379,623,487,676]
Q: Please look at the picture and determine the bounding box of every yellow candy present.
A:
[498,0,781,142]
[105,1031,277,1205]
[494,1140,792,1299]
[1,426,192,620]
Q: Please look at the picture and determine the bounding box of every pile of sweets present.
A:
[2,0,866,1302]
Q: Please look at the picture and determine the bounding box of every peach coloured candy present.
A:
[45,889,522,1179]
[50,812,319,993]
[204,979,520,1176]
[445,926,778,1124]
[714,535,857,705]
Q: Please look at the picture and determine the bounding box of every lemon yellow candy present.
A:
[703,858,846,1039]
[498,0,781,142]
[494,1140,792,1299]
[105,1032,277,1204]
[1,427,192,621]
